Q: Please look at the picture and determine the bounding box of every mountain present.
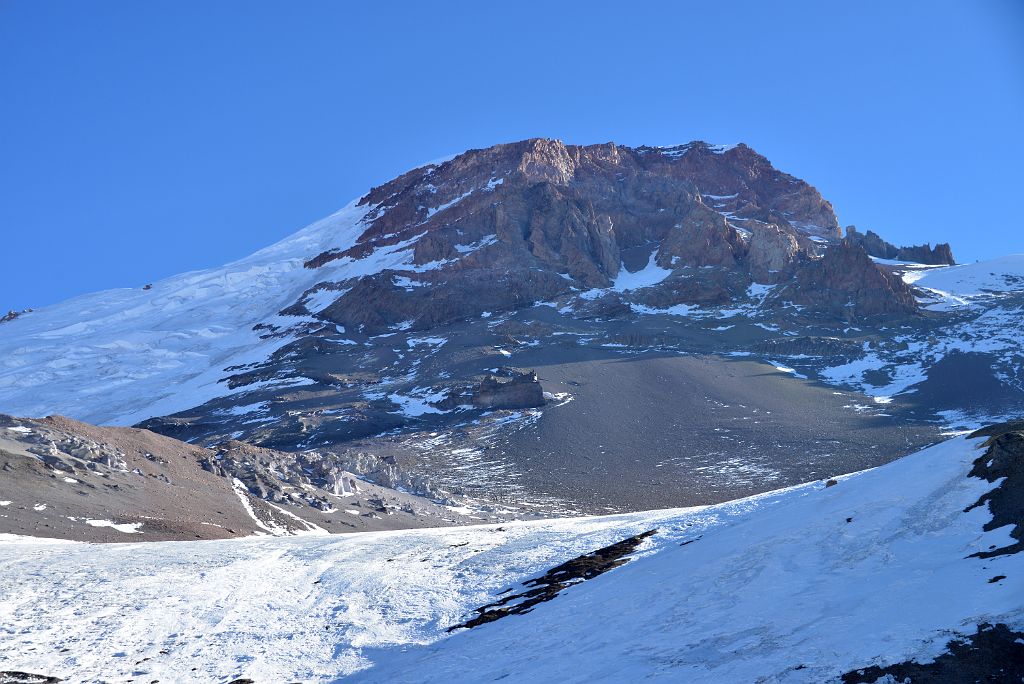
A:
[1,138,1022,519]
[1,137,1023,683]
[2,421,1020,682]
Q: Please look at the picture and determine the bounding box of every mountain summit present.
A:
[296,138,902,334]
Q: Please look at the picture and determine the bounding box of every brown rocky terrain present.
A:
[0,414,474,542]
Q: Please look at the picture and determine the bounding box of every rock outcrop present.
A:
[782,240,918,320]
[746,223,800,283]
[297,138,856,332]
[898,242,955,265]
[470,368,545,410]
[0,310,28,323]
[845,226,955,265]
[658,202,746,269]
[964,420,1024,558]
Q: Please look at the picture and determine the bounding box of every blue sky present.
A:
[2,1,1022,310]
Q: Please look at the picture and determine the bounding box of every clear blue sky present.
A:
[2,1,1022,310]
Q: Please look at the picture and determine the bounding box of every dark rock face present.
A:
[448,529,657,632]
[319,268,571,334]
[846,225,955,265]
[471,368,545,410]
[841,623,1024,683]
[0,671,61,684]
[1,310,26,323]
[899,241,955,265]
[752,336,863,358]
[0,673,62,684]
[635,267,747,309]
[782,240,918,320]
[965,420,1024,558]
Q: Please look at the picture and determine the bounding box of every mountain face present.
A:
[0,138,1022,520]
[2,424,1020,682]
[298,139,853,334]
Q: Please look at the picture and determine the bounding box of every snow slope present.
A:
[911,254,1024,295]
[908,254,1024,310]
[0,201,373,425]
[803,255,1024,416]
[0,434,1018,682]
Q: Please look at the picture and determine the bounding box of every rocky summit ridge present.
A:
[292,138,920,334]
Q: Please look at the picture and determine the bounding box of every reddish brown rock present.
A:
[657,202,746,269]
[293,138,923,330]
[783,241,918,320]
[746,223,800,283]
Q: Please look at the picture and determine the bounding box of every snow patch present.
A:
[84,519,143,534]
[612,251,672,292]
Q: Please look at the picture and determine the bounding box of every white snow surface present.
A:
[909,254,1024,309]
[611,250,672,292]
[912,254,1024,294]
[0,435,1019,683]
[83,519,144,534]
[0,201,375,425]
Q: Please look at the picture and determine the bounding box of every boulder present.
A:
[471,368,545,410]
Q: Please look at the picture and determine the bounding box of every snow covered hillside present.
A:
[1,427,1020,683]
[0,200,379,425]
[911,254,1024,307]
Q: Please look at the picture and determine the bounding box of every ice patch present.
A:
[630,302,701,317]
[819,353,927,400]
[407,337,447,349]
[768,361,807,379]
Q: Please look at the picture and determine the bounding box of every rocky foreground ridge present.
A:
[0,414,474,541]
